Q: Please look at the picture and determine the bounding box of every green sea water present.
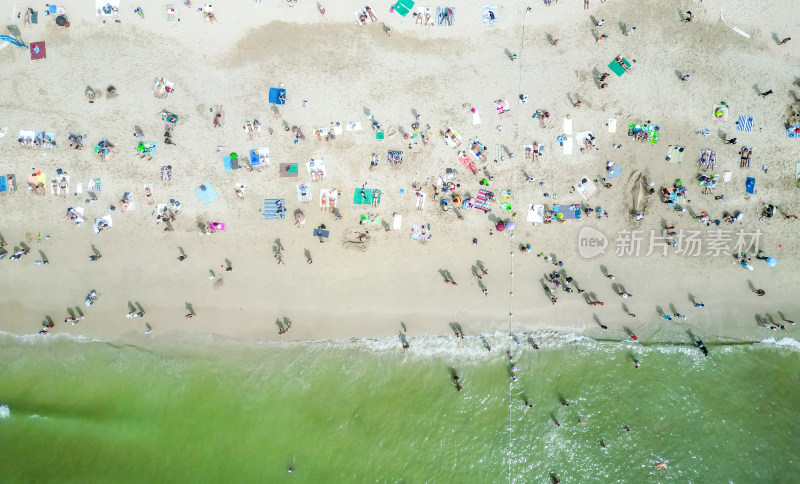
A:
[1,331,798,483]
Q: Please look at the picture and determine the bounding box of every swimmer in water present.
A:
[560,399,569,407]
[553,418,560,427]
[452,375,460,382]
[455,383,463,392]
[633,359,640,368]
[524,400,533,408]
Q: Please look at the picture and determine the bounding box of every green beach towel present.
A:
[608,57,631,77]
[353,188,381,205]
[393,0,415,16]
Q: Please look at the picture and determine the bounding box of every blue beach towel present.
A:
[223,156,232,171]
[787,125,800,138]
[607,165,622,178]
[736,115,753,132]
[745,177,756,194]
[0,176,6,193]
[194,183,219,205]
[268,88,286,105]
[263,199,286,219]
[482,5,498,24]
[313,228,330,238]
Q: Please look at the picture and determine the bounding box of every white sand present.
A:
[1,0,799,344]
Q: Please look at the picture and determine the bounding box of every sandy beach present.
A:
[1,0,799,344]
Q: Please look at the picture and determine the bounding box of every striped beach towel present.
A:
[736,115,753,132]
[474,189,492,212]
[436,6,454,26]
[263,199,286,219]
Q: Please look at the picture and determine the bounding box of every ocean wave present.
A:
[758,336,800,350]
[0,404,9,419]
[0,331,108,346]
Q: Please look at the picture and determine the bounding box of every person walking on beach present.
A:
[185,311,196,319]
[724,137,738,144]
[777,37,791,45]
[694,302,705,308]
[683,11,695,22]
[597,34,608,43]
[599,72,610,82]
[595,19,604,27]
[178,254,188,261]
[674,313,687,320]
[681,74,691,81]
[753,289,765,296]
[618,291,632,298]
[760,90,774,97]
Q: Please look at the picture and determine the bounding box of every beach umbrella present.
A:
[766,257,777,267]
[55,15,67,26]
[495,221,505,232]
[505,221,516,231]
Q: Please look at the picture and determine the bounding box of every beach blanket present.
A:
[574,177,597,200]
[268,87,286,105]
[482,5,498,24]
[194,183,218,205]
[628,123,660,144]
[666,145,685,164]
[86,177,101,193]
[474,189,492,212]
[279,163,298,178]
[388,150,404,164]
[360,213,381,226]
[699,150,717,169]
[609,57,631,77]
[93,215,113,234]
[223,155,241,172]
[456,152,477,175]
[263,199,286,219]
[250,148,270,166]
[736,115,753,132]
[353,188,381,205]
[393,0,415,16]
[297,183,312,202]
[346,122,362,131]
[410,224,432,241]
[393,213,403,229]
[745,177,756,194]
[787,125,800,138]
[307,159,326,180]
[137,141,156,155]
[563,117,573,135]
[313,228,330,238]
[437,6,454,26]
[160,166,172,182]
[714,106,728,121]
[563,137,573,155]
[608,119,617,133]
[527,204,545,223]
[723,171,732,183]
[96,0,120,16]
[416,6,432,25]
[553,204,581,220]
[607,165,622,178]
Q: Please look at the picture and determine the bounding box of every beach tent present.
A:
[30,41,45,60]
[393,0,415,16]
[268,87,286,105]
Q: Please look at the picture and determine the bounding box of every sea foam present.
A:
[0,404,9,419]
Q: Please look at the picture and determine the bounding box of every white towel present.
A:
[472,110,481,125]
[563,137,573,155]
[608,119,617,133]
[76,182,83,194]
[563,118,573,135]
[393,213,403,230]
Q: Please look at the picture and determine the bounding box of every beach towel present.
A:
[437,6,454,26]
[666,145,685,164]
[393,213,403,229]
[527,204,545,223]
[410,224,432,241]
[393,0,415,16]
[346,122,362,131]
[297,183,312,202]
[194,183,218,205]
[313,228,330,238]
[740,147,753,167]
[553,204,581,220]
[574,177,597,200]
[0,176,6,193]
[353,188,381,205]
[474,189,492,212]
[307,159,326,180]
[608,119,617,133]
[93,215,113,234]
[796,162,800,188]
[745,177,756,195]
[97,0,121,16]
[736,115,753,132]
[263,199,286,220]
[121,192,135,211]
[499,190,512,211]
[278,163,298,178]
[607,165,622,178]
[160,166,172,182]
[30,41,45,60]
[416,6,433,25]
[608,57,630,77]
[388,150,404,164]
[472,109,481,125]
[723,171,732,183]
[563,117,573,135]
[249,148,270,167]
[482,5,498,24]
[137,141,156,155]
[416,191,427,210]
[268,87,286,105]
[51,175,70,195]
[458,152,478,174]
[563,137,573,155]
[163,4,176,21]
